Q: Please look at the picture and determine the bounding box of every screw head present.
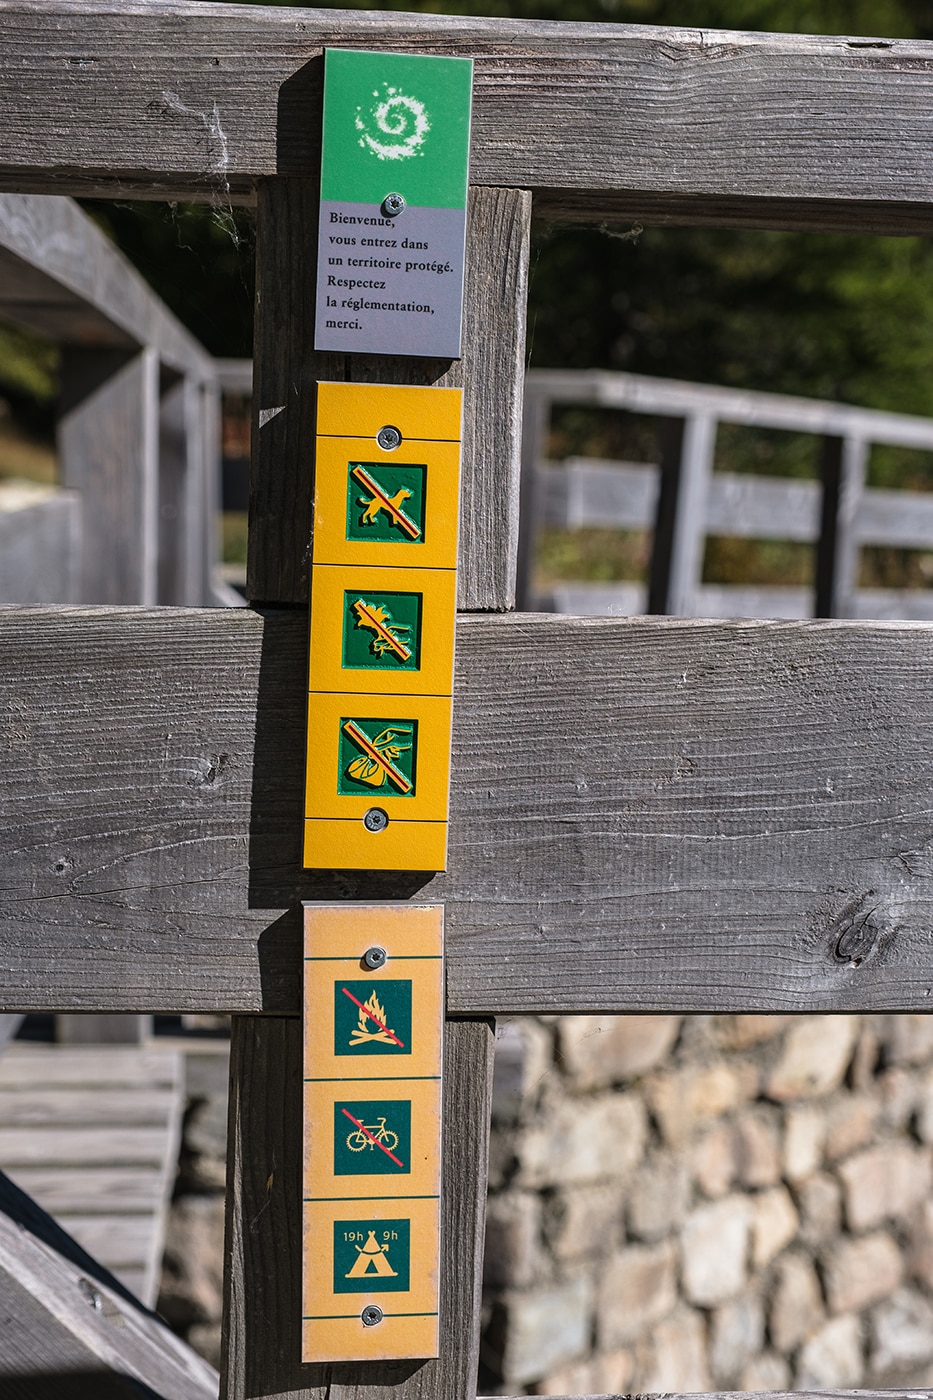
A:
[381,193,405,217]
[376,425,402,452]
[361,1304,384,1327]
[363,807,389,833]
[362,945,388,970]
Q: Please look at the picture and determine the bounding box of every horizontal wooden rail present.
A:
[3,4,933,234]
[542,460,933,549]
[527,370,933,449]
[0,193,212,374]
[3,604,933,1016]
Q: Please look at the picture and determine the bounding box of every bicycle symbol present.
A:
[346,1116,399,1152]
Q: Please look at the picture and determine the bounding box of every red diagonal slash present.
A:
[341,986,405,1047]
[341,1108,405,1168]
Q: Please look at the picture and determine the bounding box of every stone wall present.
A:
[480,1014,933,1395]
[157,1047,229,1368]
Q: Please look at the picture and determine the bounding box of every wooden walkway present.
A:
[0,1043,184,1306]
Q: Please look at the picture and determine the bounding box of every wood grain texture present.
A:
[6,605,933,1015]
[221,1015,493,1400]
[58,349,159,605]
[248,182,529,609]
[5,3,933,234]
[0,1167,218,1398]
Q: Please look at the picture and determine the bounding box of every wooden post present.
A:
[58,346,160,606]
[223,176,531,1398]
[648,411,717,616]
[815,433,868,618]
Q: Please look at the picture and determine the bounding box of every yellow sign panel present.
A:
[312,435,460,572]
[305,382,461,872]
[303,903,443,1363]
[316,381,462,443]
[308,563,457,697]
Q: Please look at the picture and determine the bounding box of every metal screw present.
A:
[78,1278,102,1312]
[376,425,402,452]
[361,1304,384,1327]
[363,807,389,833]
[362,945,387,970]
[382,193,405,217]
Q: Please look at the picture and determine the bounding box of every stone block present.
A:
[681,1195,750,1306]
[693,1121,737,1199]
[824,1093,878,1163]
[823,1231,904,1315]
[879,1066,917,1131]
[783,1102,825,1182]
[627,1152,690,1240]
[492,1018,554,1124]
[735,1111,781,1187]
[877,1014,933,1067]
[534,1346,634,1396]
[544,1182,624,1262]
[795,1314,863,1389]
[838,1142,933,1232]
[597,1240,677,1348]
[740,1351,790,1390]
[709,1294,764,1384]
[870,1288,933,1379]
[797,1171,842,1246]
[483,1190,545,1289]
[557,1014,680,1090]
[765,1015,858,1101]
[158,1194,226,1331]
[752,1184,798,1270]
[516,1091,646,1189]
[646,1061,758,1148]
[770,1252,825,1352]
[914,1069,933,1145]
[908,1199,933,1290]
[718,1014,793,1048]
[500,1275,593,1387]
[637,1304,711,1394]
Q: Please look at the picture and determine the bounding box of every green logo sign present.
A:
[343,590,422,672]
[334,980,412,1057]
[334,1099,411,1175]
[338,717,417,797]
[321,50,472,210]
[346,461,426,545]
[333,1218,411,1293]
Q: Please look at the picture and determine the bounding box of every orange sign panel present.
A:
[302,902,444,1362]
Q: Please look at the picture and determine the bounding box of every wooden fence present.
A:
[0,191,234,609]
[520,368,933,621]
[3,4,933,1398]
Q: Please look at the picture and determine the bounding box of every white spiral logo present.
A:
[355,85,430,162]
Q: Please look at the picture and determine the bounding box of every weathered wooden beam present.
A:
[223,1016,493,1398]
[3,4,933,234]
[4,604,933,1016]
[0,1167,217,1398]
[0,194,212,373]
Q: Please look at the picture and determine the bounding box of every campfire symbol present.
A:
[349,989,401,1048]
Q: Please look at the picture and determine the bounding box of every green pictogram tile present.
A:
[338,716,417,798]
[333,1218,411,1293]
[334,980,413,1057]
[346,462,426,544]
[342,590,422,672]
[334,1098,411,1175]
